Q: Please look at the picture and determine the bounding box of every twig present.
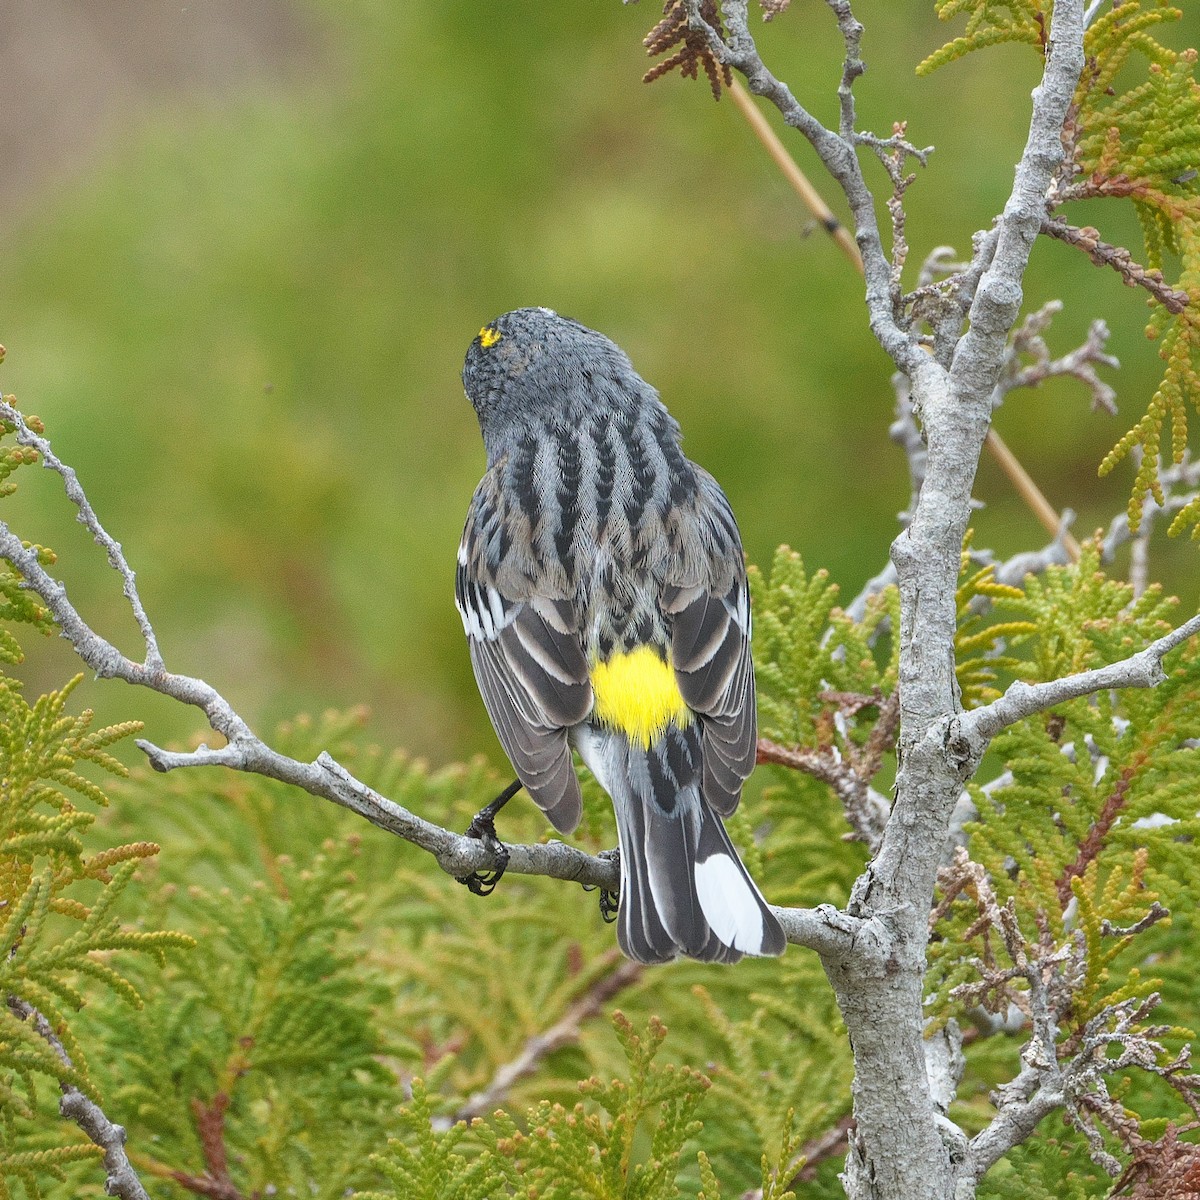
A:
[173,1093,243,1200]
[757,684,895,853]
[726,78,861,266]
[0,404,866,961]
[984,430,1082,562]
[688,0,920,372]
[724,66,1081,557]
[998,301,1118,414]
[8,413,166,674]
[964,611,1200,743]
[1041,218,1190,314]
[1055,766,1137,905]
[975,514,1076,589]
[447,955,644,1125]
[6,997,152,1200]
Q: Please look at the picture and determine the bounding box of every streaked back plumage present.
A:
[457,307,785,964]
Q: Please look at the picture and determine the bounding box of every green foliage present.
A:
[2,531,1196,1197]
[954,543,1039,707]
[74,841,399,1198]
[2,3,1200,1196]
[355,1078,510,1200]
[0,423,193,1196]
[696,951,847,1194]
[1085,29,1200,532]
[750,546,898,749]
[976,1133,1107,1200]
[365,1014,712,1200]
[916,0,1046,76]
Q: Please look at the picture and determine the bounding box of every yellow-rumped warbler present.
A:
[456,307,785,964]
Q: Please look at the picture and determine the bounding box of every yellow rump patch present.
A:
[590,647,691,749]
[479,325,502,348]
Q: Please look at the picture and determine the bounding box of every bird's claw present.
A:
[456,814,510,895]
[456,783,520,896]
[582,847,620,922]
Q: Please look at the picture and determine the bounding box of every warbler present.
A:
[456,307,785,964]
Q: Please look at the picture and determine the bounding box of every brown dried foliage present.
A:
[1112,1121,1200,1199]
[642,0,733,100]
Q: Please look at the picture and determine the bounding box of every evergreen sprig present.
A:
[364,1014,712,1200]
[0,667,192,1186]
[915,1,1046,77]
[76,841,399,1198]
[954,543,1039,707]
[0,412,191,1196]
[696,951,849,1192]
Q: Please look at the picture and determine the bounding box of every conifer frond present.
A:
[366,1015,713,1200]
[694,951,851,1189]
[71,840,397,1198]
[916,1,1044,77]
[954,541,1040,707]
[1070,20,1200,533]
[355,1079,510,1200]
[0,438,190,1193]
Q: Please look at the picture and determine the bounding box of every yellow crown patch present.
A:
[479,326,502,349]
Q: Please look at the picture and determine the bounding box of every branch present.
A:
[1041,218,1191,314]
[687,0,921,372]
[756,690,898,853]
[177,1093,244,1200]
[964,610,1200,743]
[726,78,862,268]
[973,514,1076,589]
[446,954,644,1125]
[7,997,151,1200]
[0,404,864,960]
[997,301,1118,414]
[836,6,1088,1194]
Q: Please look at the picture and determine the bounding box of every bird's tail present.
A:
[577,723,786,964]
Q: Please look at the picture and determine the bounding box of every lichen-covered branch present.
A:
[685,0,922,373]
[0,402,861,961]
[7,997,151,1200]
[965,611,1200,743]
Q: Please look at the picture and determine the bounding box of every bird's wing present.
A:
[456,481,592,833]
[661,472,756,817]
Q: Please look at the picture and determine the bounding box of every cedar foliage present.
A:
[0,414,191,1196]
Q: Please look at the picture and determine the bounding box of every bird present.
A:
[455,306,786,964]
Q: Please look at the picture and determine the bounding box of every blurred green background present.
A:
[2,0,1197,769]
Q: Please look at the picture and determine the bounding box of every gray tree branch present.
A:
[964,611,1200,743]
[0,401,861,961]
[7,997,151,1200]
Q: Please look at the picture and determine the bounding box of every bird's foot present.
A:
[455,780,521,896]
[583,847,620,923]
